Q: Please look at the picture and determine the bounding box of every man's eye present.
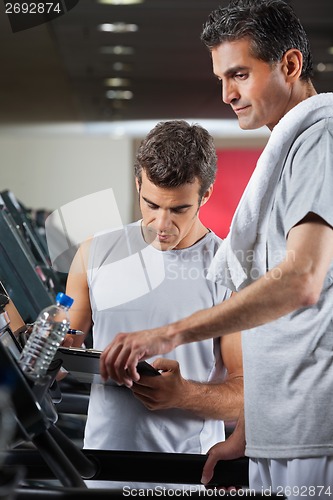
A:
[172,208,187,214]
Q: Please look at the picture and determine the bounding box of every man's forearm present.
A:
[176,377,243,421]
[168,261,313,348]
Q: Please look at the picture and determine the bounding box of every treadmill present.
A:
[0,294,258,498]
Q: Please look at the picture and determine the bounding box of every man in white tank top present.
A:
[66,121,243,476]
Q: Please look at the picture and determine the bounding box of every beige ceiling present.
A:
[0,0,332,124]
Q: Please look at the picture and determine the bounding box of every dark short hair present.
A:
[134,120,217,198]
[201,0,313,81]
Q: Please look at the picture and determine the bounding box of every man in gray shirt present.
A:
[100,1,333,496]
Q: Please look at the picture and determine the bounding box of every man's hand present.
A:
[61,334,74,348]
[131,358,186,410]
[99,327,177,388]
[201,409,246,485]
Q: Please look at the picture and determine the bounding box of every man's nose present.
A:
[155,210,172,231]
[222,80,239,105]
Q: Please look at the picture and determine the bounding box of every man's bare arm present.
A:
[132,332,243,421]
[65,240,92,347]
[100,215,333,386]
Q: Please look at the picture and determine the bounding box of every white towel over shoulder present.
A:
[207,93,333,291]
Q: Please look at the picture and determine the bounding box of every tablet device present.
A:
[54,346,160,386]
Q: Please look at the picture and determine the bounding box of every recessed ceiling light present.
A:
[97,0,144,5]
[104,77,131,87]
[100,45,134,55]
[98,22,138,33]
[328,47,333,56]
[316,62,333,73]
[112,62,133,71]
[106,90,134,100]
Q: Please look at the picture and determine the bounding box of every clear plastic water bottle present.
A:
[19,292,74,381]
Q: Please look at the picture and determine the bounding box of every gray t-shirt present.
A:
[243,118,333,459]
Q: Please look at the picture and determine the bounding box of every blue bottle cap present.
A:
[55,292,74,309]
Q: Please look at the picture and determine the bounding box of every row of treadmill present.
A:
[0,189,282,498]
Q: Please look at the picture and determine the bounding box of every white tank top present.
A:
[84,221,230,454]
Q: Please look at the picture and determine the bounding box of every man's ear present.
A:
[282,48,303,83]
[200,184,214,207]
[135,177,140,193]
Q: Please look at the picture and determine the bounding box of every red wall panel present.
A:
[200,149,262,238]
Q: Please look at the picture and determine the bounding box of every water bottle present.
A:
[19,292,74,381]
